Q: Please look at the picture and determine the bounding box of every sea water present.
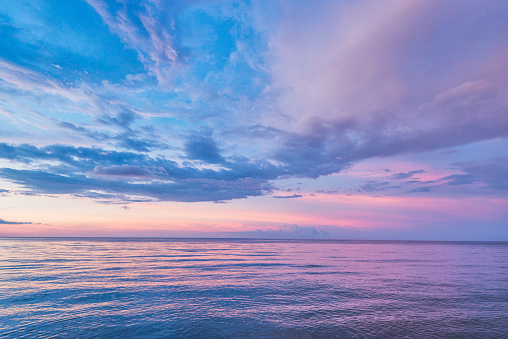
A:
[0,238,507,338]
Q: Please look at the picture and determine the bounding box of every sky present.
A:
[0,0,507,240]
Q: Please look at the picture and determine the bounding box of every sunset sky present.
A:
[1,0,507,240]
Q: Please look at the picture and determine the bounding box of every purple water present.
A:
[1,238,507,338]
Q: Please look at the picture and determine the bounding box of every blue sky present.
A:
[1,0,507,240]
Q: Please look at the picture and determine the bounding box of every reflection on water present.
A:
[1,238,507,338]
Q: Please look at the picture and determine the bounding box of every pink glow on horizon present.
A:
[2,191,507,238]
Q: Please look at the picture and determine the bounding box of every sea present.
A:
[0,238,507,338]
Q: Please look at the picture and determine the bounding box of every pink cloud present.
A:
[267,0,508,159]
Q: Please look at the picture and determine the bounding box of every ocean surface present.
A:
[0,238,507,338]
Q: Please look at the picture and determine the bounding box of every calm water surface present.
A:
[0,238,507,338]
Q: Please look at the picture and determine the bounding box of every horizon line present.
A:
[1,236,507,244]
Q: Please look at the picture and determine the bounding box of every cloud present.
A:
[1,1,508,206]
[114,135,157,152]
[0,143,276,202]
[391,170,426,180]
[91,165,153,178]
[443,158,508,190]
[250,224,330,239]
[97,109,137,129]
[273,194,302,199]
[0,143,148,169]
[183,132,225,164]
[0,218,32,225]
[357,181,401,193]
[406,186,433,194]
[267,0,508,176]
[0,167,273,202]
[85,0,177,85]
[0,59,88,102]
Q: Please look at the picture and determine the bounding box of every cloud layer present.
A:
[0,0,507,204]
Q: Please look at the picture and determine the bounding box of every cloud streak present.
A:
[0,218,32,225]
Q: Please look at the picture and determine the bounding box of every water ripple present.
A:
[1,238,507,338]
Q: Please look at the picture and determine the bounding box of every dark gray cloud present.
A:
[272,116,354,178]
[114,135,157,152]
[183,132,225,164]
[272,83,508,178]
[58,121,88,132]
[56,115,162,152]
[0,168,272,202]
[0,142,283,181]
[406,187,433,194]
[443,158,508,190]
[0,218,32,225]
[316,189,340,195]
[273,194,302,199]
[357,181,401,193]
[0,142,277,202]
[2,138,505,204]
[92,165,153,177]
[391,170,426,180]
[444,174,476,186]
[0,143,43,163]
